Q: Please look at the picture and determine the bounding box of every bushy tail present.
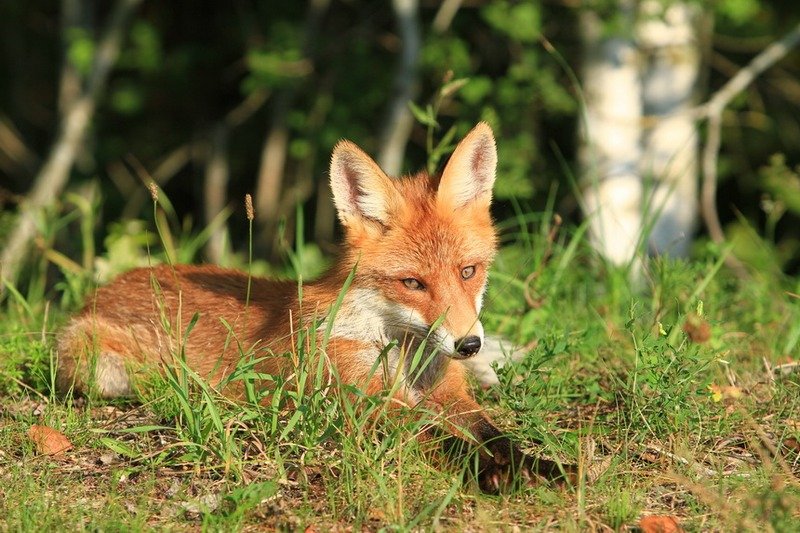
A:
[56,317,135,398]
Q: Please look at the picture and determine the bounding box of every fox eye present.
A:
[402,278,425,290]
[461,266,476,280]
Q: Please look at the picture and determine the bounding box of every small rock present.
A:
[98,452,116,465]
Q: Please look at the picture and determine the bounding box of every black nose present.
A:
[456,336,482,357]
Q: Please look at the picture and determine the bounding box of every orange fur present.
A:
[56,123,571,492]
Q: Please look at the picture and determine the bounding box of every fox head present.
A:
[329,122,498,360]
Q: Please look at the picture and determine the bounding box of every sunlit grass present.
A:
[1,199,799,530]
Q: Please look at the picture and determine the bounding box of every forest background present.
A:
[2,0,800,281]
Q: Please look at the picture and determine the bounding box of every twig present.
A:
[0,0,143,288]
[700,22,800,277]
[432,0,463,33]
[745,417,795,480]
[634,442,717,477]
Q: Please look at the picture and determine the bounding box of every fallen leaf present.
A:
[708,384,743,403]
[97,452,115,465]
[782,437,800,453]
[28,425,73,456]
[640,515,683,533]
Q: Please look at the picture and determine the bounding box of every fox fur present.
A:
[56,123,570,492]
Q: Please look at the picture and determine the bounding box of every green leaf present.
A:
[99,437,140,458]
[408,101,438,128]
[482,1,541,43]
[66,28,95,75]
[223,481,278,513]
[460,77,493,105]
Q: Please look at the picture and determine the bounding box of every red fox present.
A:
[56,123,571,492]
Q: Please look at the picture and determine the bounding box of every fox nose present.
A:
[455,336,482,358]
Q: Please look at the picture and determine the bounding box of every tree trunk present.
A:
[203,125,231,264]
[580,1,703,268]
[639,1,701,257]
[579,2,644,268]
[253,0,330,259]
[377,0,421,176]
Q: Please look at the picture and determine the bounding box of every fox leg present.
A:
[425,362,574,493]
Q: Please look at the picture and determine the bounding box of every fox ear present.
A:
[437,122,497,211]
[330,140,395,227]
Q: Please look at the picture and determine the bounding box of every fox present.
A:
[56,122,572,492]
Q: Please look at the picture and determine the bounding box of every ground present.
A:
[1,222,799,531]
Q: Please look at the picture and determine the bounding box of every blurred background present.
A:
[1,0,800,294]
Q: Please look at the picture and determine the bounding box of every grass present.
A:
[1,205,800,531]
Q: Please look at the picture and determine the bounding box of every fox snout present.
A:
[454,335,482,359]
[438,303,486,360]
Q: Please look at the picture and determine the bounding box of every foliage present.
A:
[1,2,800,276]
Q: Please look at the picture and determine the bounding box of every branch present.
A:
[700,22,800,277]
[58,0,85,115]
[704,23,800,117]
[0,0,143,288]
[432,0,462,34]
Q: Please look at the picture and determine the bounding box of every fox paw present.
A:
[477,450,576,494]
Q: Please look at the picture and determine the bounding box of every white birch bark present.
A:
[579,2,644,268]
[639,1,701,257]
[377,0,420,176]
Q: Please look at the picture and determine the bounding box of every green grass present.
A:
[1,209,800,531]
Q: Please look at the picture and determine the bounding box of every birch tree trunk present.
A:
[579,2,644,268]
[377,0,420,176]
[639,1,701,257]
[580,1,702,268]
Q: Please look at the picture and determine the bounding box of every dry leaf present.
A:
[28,425,73,456]
[708,384,743,403]
[782,437,800,453]
[640,515,683,533]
